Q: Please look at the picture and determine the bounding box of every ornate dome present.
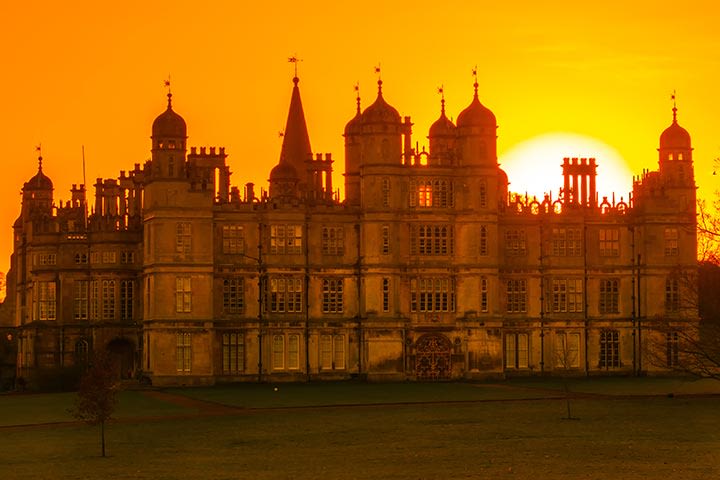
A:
[429,100,456,137]
[660,107,691,150]
[269,162,299,182]
[24,158,53,191]
[361,81,401,124]
[456,84,496,128]
[152,93,187,139]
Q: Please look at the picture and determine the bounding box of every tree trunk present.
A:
[101,420,106,457]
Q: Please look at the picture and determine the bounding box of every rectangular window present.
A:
[664,228,679,256]
[268,276,303,313]
[480,276,489,313]
[599,279,619,314]
[37,281,56,320]
[479,225,488,256]
[75,253,88,264]
[599,228,620,257]
[505,333,529,369]
[222,225,244,254]
[555,332,580,368]
[381,225,390,255]
[599,330,620,368]
[176,222,192,255]
[410,277,455,313]
[321,227,344,256]
[552,228,582,256]
[102,251,117,264]
[102,280,115,320]
[120,251,135,264]
[270,224,302,254]
[288,334,300,370]
[506,279,527,313]
[666,331,679,367]
[223,278,244,314]
[665,277,680,313]
[176,333,192,372]
[272,335,285,370]
[320,334,345,370]
[90,252,100,264]
[479,180,487,208]
[411,225,453,256]
[38,253,57,266]
[74,280,89,321]
[382,278,390,312]
[90,280,99,320]
[175,277,192,313]
[411,179,454,208]
[505,230,527,256]
[222,332,244,374]
[120,280,134,321]
[550,278,583,313]
[322,278,344,314]
[382,178,390,207]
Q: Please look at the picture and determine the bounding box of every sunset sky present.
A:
[1,1,719,273]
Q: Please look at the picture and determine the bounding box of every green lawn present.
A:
[1,379,719,479]
[0,391,192,427]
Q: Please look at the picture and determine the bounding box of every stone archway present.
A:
[415,334,452,380]
[106,338,135,380]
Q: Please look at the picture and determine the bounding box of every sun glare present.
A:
[499,133,633,201]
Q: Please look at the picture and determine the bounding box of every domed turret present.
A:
[428,94,456,165]
[361,80,401,125]
[455,80,497,166]
[457,83,496,128]
[660,107,691,150]
[24,157,53,191]
[658,103,694,187]
[152,93,187,139]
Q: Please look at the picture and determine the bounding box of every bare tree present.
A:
[71,351,119,457]
[553,332,580,420]
[645,185,720,378]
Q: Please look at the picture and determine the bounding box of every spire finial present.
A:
[374,64,382,95]
[164,76,172,108]
[36,144,42,171]
[288,55,302,83]
[671,89,678,123]
[438,85,445,115]
[354,82,361,114]
[472,66,479,98]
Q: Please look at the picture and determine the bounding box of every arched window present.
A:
[75,339,89,365]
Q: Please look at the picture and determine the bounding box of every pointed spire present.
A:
[354,82,361,114]
[36,144,43,172]
[472,65,479,99]
[671,90,678,123]
[279,74,312,182]
[438,85,446,116]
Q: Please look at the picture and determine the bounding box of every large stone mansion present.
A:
[1,74,698,386]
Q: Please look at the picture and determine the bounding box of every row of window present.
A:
[181,223,682,259]
[178,329,683,374]
[32,275,683,320]
[178,332,346,374]
[34,251,135,266]
[34,280,134,321]
[506,330,681,370]
[505,278,681,314]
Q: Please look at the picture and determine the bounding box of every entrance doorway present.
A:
[415,334,452,380]
[106,338,135,379]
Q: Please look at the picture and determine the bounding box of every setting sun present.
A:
[500,133,634,202]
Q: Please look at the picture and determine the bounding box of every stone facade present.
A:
[3,75,698,386]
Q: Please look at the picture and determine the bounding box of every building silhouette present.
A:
[2,75,698,386]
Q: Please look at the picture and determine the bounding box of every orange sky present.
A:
[2,1,719,273]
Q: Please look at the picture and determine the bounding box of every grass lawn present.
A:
[1,379,718,479]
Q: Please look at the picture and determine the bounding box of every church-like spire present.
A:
[278,74,313,184]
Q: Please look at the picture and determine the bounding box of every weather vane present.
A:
[354,82,361,112]
[164,76,172,94]
[374,64,381,80]
[288,56,302,78]
[438,84,445,114]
